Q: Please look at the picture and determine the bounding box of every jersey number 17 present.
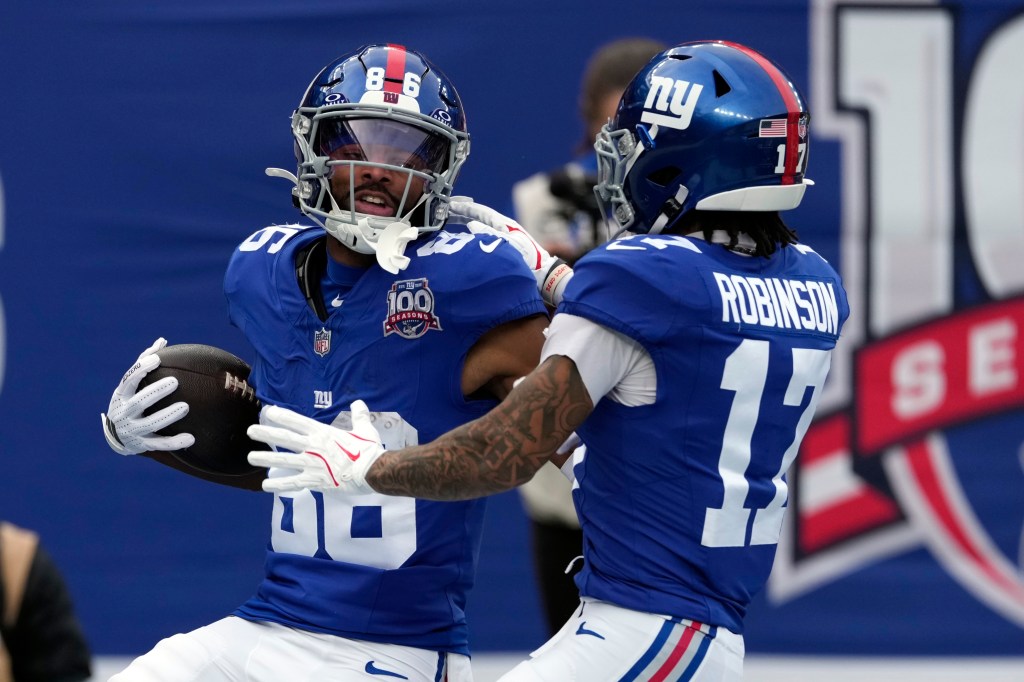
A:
[702,340,831,548]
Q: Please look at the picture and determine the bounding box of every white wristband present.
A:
[540,260,573,307]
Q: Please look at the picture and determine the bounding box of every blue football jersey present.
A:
[222,223,546,653]
[558,233,849,634]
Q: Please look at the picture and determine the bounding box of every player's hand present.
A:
[246,401,384,495]
[450,198,573,307]
[100,337,194,455]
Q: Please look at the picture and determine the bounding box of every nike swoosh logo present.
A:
[479,239,502,253]
[304,450,339,487]
[331,295,343,308]
[336,441,360,462]
[364,661,408,679]
[575,621,605,639]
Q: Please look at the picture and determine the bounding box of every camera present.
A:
[547,166,601,222]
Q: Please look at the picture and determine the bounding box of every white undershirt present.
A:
[540,313,656,407]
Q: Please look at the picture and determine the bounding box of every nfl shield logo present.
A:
[313,327,331,357]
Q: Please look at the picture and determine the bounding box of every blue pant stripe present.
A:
[617,619,676,681]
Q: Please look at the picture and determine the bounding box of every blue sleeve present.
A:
[557,249,698,346]
[438,233,547,333]
[223,225,309,340]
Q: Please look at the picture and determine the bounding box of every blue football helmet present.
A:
[269,44,470,262]
[594,40,812,236]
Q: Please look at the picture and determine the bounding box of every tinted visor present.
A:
[316,117,450,174]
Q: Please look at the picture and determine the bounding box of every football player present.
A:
[247,41,851,681]
[101,44,568,681]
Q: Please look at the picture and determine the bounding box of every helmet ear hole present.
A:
[712,70,732,97]
[647,166,681,187]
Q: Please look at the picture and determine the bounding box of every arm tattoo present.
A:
[368,355,593,500]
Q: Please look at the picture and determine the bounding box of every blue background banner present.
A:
[2,0,1023,658]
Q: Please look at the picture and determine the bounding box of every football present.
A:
[138,343,263,477]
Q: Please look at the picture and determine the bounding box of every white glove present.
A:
[100,337,194,455]
[450,198,573,307]
[246,400,384,495]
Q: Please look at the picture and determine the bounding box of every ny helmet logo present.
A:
[641,77,704,130]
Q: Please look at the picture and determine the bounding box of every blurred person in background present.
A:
[510,36,666,638]
[511,37,666,264]
[0,521,91,682]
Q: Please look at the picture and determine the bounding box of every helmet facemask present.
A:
[267,45,471,273]
[289,104,469,270]
[594,123,658,237]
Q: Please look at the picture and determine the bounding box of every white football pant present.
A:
[109,616,473,682]
[499,599,743,681]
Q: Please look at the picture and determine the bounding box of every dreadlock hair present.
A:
[670,210,800,258]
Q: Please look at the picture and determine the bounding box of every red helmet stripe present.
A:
[384,43,407,94]
[719,41,803,185]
